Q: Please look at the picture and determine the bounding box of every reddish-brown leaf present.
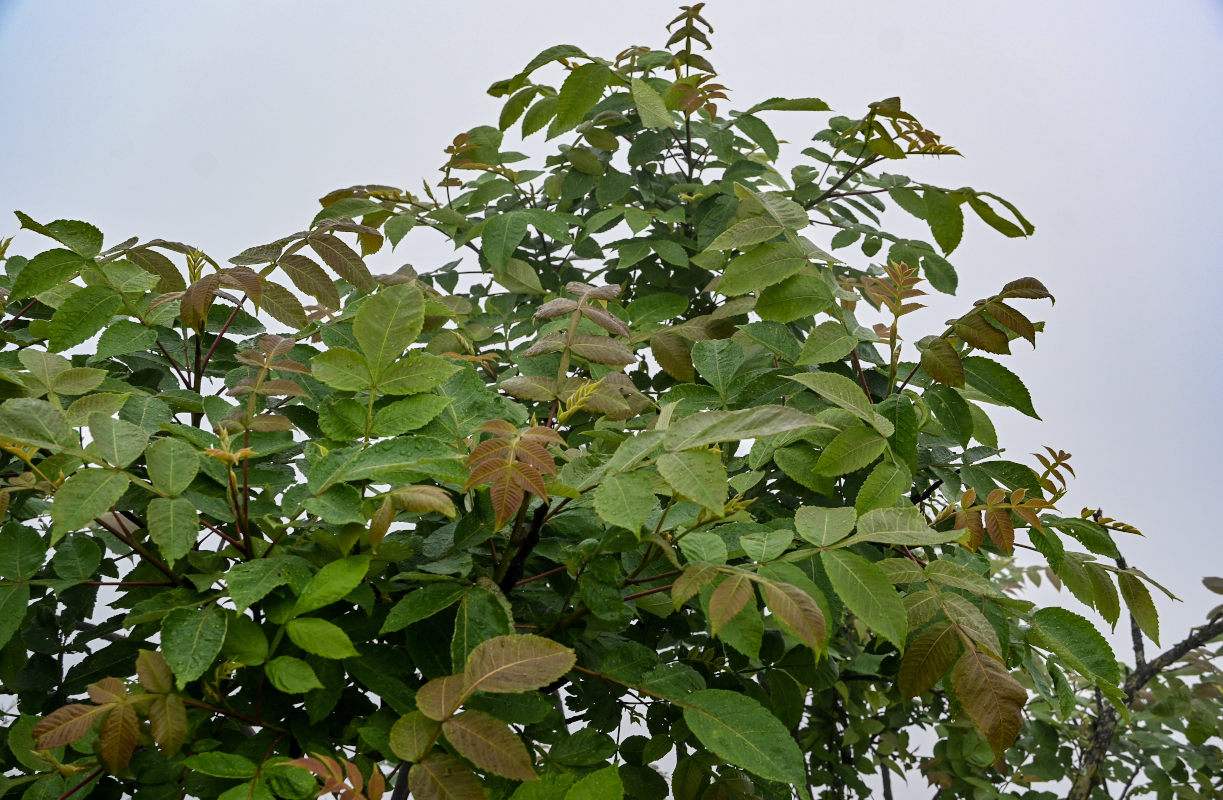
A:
[954,314,1010,355]
[390,486,457,518]
[672,563,719,609]
[33,704,109,749]
[651,330,694,382]
[416,675,469,722]
[442,710,538,781]
[569,334,635,366]
[983,301,1035,346]
[709,573,754,635]
[949,648,1026,756]
[532,298,578,319]
[308,234,377,293]
[88,677,126,704]
[99,702,139,773]
[580,305,631,338]
[898,621,961,698]
[180,274,220,330]
[464,634,576,694]
[408,754,486,800]
[147,694,187,755]
[761,580,826,651]
[984,508,1014,553]
[279,254,342,309]
[136,650,174,694]
[999,276,1053,302]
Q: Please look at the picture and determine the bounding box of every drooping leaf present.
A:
[550,62,611,137]
[33,704,109,749]
[761,580,826,650]
[452,586,514,671]
[1118,571,1160,645]
[0,584,30,650]
[899,621,961,698]
[709,573,755,634]
[923,188,964,255]
[98,702,139,773]
[1030,607,1120,684]
[950,648,1026,756]
[821,549,907,650]
[309,234,377,293]
[390,711,441,763]
[681,689,806,786]
[962,356,1039,419]
[916,335,965,387]
[854,462,911,515]
[481,212,529,272]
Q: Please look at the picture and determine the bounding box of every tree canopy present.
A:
[0,5,1219,800]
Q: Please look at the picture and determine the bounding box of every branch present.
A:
[497,503,548,594]
[1069,612,1223,800]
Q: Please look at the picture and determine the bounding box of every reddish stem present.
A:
[623,584,674,601]
[3,299,37,331]
[57,767,103,800]
[514,564,567,587]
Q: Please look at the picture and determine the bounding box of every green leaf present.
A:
[481,212,528,271]
[183,752,257,779]
[378,352,462,395]
[0,524,45,580]
[465,634,576,693]
[265,656,324,694]
[227,557,310,613]
[52,470,130,533]
[898,621,960,698]
[147,497,199,563]
[161,606,228,689]
[311,347,372,391]
[680,533,727,566]
[795,506,856,547]
[550,62,610,137]
[14,213,103,258]
[0,584,30,650]
[962,356,1039,419]
[308,436,457,493]
[90,320,157,362]
[707,217,785,251]
[390,710,440,762]
[286,617,359,659]
[51,367,107,396]
[786,372,892,436]
[86,413,148,468]
[838,506,962,548]
[563,765,622,800]
[10,248,90,299]
[354,283,425,376]
[381,583,467,634]
[924,385,973,447]
[739,529,792,562]
[916,336,965,387]
[690,339,743,398]
[662,406,829,451]
[47,286,121,352]
[815,425,886,477]
[292,556,371,617]
[0,398,76,449]
[755,273,833,323]
[733,113,779,160]
[821,549,907,650]
[718,242,808,296]
[1031,607,1119,684]
[372,395,452,437]
[797,321,858,365]
[657,450,726,514]
[1118,571,1159,646]
[145,437,200,497]
[631,77,675,129]
[452,585,514,671]
[681,689,806,785]
[304,484,365,525]
[52,535,102,582]
[746,97,831,113]
[923,188,964,254]
[594,471,656,536]
[854,462,911,515]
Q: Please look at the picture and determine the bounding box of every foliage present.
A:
[0,5,1220,800]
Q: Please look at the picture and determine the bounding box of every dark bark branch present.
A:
[1069,612,1223,800]
[497,503,547,594]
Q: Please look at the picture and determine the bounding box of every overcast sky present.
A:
[1,0,1221,742]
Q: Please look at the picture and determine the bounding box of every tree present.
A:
[0,5,1219,799]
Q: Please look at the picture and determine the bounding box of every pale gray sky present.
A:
[1,0,1221,690]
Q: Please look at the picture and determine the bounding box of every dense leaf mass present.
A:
[0,6,1219,800]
